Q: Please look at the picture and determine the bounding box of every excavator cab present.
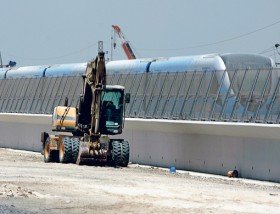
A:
[100,85,128,135]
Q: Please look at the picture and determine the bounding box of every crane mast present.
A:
[112,25,136,60]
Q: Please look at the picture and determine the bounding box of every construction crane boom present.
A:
[112,25,136,60]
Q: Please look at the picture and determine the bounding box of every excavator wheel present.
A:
[59,137,73,163]
[111,141,130,167]
[71,138,80,163]
[44,137,58,163]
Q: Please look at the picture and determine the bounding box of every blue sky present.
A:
[0,0,279,66]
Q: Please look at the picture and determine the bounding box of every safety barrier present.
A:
[0,113,279,182]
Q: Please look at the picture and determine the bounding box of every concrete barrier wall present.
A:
[119,119,280,182]
[0,114,51,152]
[0,113,279,182]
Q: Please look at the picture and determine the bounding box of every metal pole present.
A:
[111,35,113,61]
[0,51,3,68]
[98,41,103,53]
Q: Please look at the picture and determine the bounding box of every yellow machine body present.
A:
[52,106,77,132]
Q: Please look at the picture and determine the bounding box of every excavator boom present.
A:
[84,52,106,141]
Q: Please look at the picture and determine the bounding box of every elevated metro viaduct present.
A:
[0,53,279,182]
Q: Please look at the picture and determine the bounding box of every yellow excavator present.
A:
[41,51,130,166]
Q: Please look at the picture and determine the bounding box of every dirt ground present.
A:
[0,148,279,214]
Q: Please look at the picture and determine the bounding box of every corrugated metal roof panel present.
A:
[6,65,47,79]
[44,63,86,77]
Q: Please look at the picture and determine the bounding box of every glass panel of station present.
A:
[108,68,280,124]
[0,68,279,125]
[0,76,84,114]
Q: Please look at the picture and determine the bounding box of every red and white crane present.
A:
[112,25,136,60]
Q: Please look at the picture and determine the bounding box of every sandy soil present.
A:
[0,148,279,214]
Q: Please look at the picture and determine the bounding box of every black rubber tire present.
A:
[44,137,58,163]
[111,141,130,167]
[71,138,80,163]
[121,141,130,167]
[59,137,73,163]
